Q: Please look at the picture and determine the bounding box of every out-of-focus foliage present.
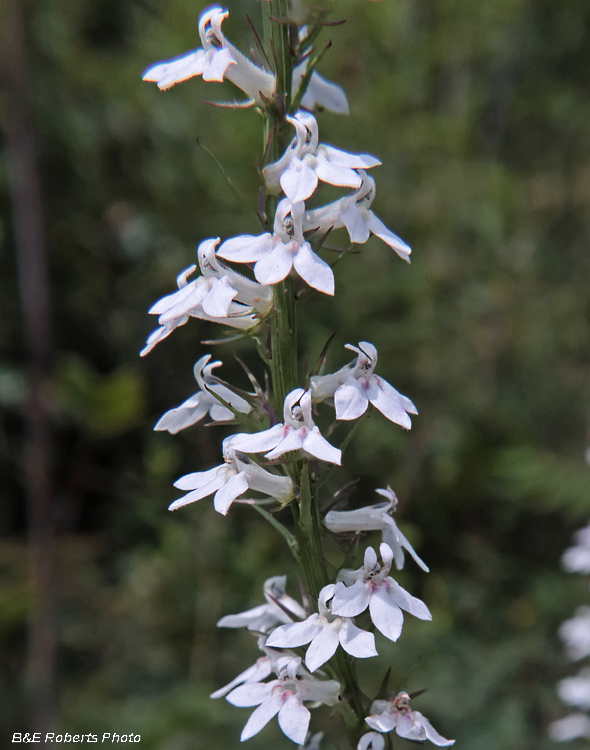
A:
[1,0,590,747]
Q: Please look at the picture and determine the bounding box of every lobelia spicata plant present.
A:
[141,1,455,747]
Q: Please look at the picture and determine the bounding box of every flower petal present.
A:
[396,713,424,740]
[202,47,236,82]
[384,577,432,621]
[281,158,319,203]
[266,615,321,649]
[213,471,249,515]
[218,233,273,263]
[366,378,413,429]
[254,245,294,286]
[216,602,275,630]
[334,382,369,421]
[201,277,238,318]
[293,243,335,295]
[339,204,371,244]
[209,403,236,422]
[227,680,275,707]
[364,546,378,571]
[143,50,208,90]
[365,212,411,262]
[366,711,398,734]
[330,580,371,618]
[314,155,362,189]
[415,712,455,746]
[230,425,285,454]
[278,696,310,745]
[305,621,340,672]
[369,587,404,642]
[240,694,283,741]
[174,465,223,490]
[302,429,342,465]
[154,396,210,433]
[338,618,378,660]
[319,145,381,170]
[266,426,305,460]
[168,475,226,511]
[157,283,208,323]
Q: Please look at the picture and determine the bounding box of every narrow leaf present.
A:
[290,40,333,115]
[252,504,300,560]
[196,137,258,223]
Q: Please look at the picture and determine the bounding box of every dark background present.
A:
[2,0,590,747]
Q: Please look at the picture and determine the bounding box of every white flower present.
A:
[549,713,590,742]
[562,524,590,574]
[330,544,431,643]
[217,575,306,633]
[211,636,302,699]
[365,692,455,746]
[230,389,341,465]
[142,6,275,103]
[170,437,293,515]
[311,342,417,428]
[558,668,590,710]
[324,486,429,573]
[266,583,377,672]
[141,238,271,355]
[304,173,411,262]
[559,606,590,661]
[226,665,340,744]
[155,354,251,433]
[218,199,334,295]
[263,111,381,204]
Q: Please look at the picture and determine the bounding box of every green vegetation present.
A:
[2,0,590,747]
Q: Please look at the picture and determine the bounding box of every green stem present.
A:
[259,0,367,738]
[261,0,292,111]
[294,462,328,601]
[270,279,297,412]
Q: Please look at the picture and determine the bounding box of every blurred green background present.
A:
[2,0,590,747]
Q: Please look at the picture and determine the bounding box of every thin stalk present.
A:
[295,462,328,601]
[260,0,367,737]
[270,279,298,411]
[261,0,292,111]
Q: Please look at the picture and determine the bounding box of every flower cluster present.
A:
[550,522,590,742]
[141,3,453,747]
